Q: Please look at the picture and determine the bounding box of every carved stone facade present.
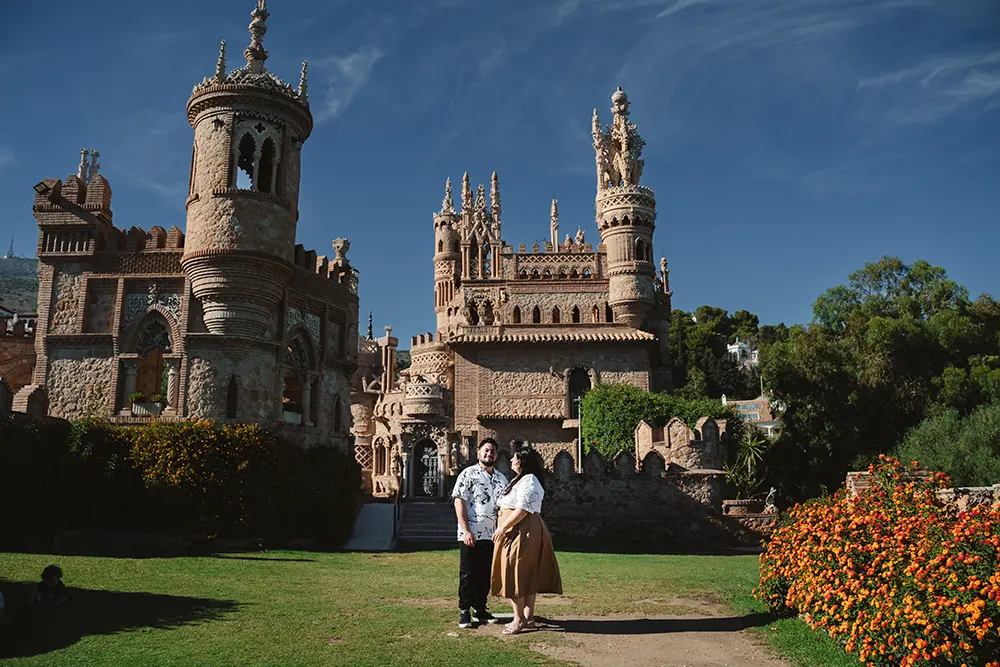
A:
[13,2,358,448]
[353,89,674,498]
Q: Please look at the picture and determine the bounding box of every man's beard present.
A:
[480,456,496,467]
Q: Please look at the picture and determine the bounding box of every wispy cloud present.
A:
[0,148,14,170]
[554,0,581,24]
[312,46,384,123]
[859,51,1000,124]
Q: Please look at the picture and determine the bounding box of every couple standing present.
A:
[452,440,562,635]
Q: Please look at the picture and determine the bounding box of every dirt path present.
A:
[471,600,790,667]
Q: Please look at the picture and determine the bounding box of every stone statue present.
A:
[763,487,778,514]
[575,227,585,245]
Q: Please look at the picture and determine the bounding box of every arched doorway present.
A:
[413,439,440,497]
[135,315,171,401]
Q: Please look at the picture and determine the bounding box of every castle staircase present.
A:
[396,501,457,543]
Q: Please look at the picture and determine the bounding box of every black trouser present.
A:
[459,540,494,612]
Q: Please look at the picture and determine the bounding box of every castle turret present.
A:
[181,0,312,337]
[593,88,656,329]
[434,178,461,332]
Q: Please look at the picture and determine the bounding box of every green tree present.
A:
[763,256,1000,499]
[896,401,1000,486]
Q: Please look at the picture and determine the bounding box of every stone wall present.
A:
[46,348,115,419]
[533,449,758,549]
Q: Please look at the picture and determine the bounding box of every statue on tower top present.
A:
[244,0,270,73]
[593,87,646,190]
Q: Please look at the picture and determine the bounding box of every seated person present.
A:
[28,565,67,608]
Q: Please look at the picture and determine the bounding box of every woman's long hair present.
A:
[501,447,545,496]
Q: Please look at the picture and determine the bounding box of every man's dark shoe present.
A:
[474,609,499,625]
[458,609,473,629]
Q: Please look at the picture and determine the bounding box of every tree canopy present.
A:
[761,256,1000,498]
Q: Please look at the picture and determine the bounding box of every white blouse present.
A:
[497,474,545,514]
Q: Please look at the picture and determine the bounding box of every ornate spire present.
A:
[592,108,603,146]
[474,184,487,218]
[215,40,227,81]
[461,172,472,212]
[298,60,308,98]
[490,171,501,220]
[244,0,269,73]
[440,177,455,214]
[367,311,373,339]
[77,149,89,181]
[550,198,559,246]
[88,150,100,182]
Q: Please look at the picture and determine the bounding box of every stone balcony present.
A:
[402,381,444,417]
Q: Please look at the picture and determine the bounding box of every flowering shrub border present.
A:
[756,456,1000,667]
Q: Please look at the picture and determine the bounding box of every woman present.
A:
[491,447,562,635]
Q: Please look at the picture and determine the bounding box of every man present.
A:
[452,439,508,628]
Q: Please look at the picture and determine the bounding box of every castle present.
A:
[5,1,359,448]
[351,88,674,498]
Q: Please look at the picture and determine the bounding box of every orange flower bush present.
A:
[756,456,1000,666]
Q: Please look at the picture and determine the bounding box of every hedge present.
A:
[580,383,744,463]
[756,456,1000,667]
[0,415,361,548]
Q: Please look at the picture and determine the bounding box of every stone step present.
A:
[397,501,458,542]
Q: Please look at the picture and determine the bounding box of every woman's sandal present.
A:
[524,618,537,629]
[502,621,526,635]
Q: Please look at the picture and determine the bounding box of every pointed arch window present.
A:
[231,118,282,194]
[572,306,581,323]
[552,307,561,324]
[532,306,541,324]
[512,306,521,324]
[605,303,614,322]
[438,240,444,253]
[592,305,600,323]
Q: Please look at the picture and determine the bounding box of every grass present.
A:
[0,548,858,667]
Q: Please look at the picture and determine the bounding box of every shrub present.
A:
[581,383,744,462]
[756,456,1000,666]
[896,400,1000,487]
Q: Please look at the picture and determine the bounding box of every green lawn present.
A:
[0,548,857,667]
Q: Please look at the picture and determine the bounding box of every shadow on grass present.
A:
[0,580,240,659]
[551,536,762,556]
[210,555,316,563]
[542,612,775,635]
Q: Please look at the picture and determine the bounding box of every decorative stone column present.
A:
[166,361,179,407]
[122,360,137,410]
[400,450,410,498]
[301,379,312,426]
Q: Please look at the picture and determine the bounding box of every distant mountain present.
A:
[0,257,39,313]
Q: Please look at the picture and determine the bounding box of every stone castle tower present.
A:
[592,87,657,329]
[16,0,359,446]
[183,0,312,338]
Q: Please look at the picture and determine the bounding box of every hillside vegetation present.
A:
[0,257,39,313]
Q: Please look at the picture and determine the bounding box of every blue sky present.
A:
[1,0,998,341]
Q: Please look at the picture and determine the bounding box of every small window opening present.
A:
[572,306,581,323]
[532,306,541,324]
[235,133,255,189]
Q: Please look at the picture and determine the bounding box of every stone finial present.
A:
[385,325,392,336]
[661,257,671,293]
[611,86,630,116]
[367,311,373,339]
[591,108,602,145]
[440,177,455,214]
[77,149,90,181]
[490,171,501,220]
[461,172,472,212]
[332,237,350,260]
[550,198,559,245]
[244,0,270,72]
[88,150,100,182]
[298,60,308,98]
[215,40,227,81]
[575,226,585,245]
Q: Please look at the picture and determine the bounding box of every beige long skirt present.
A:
[491,509,563,599]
